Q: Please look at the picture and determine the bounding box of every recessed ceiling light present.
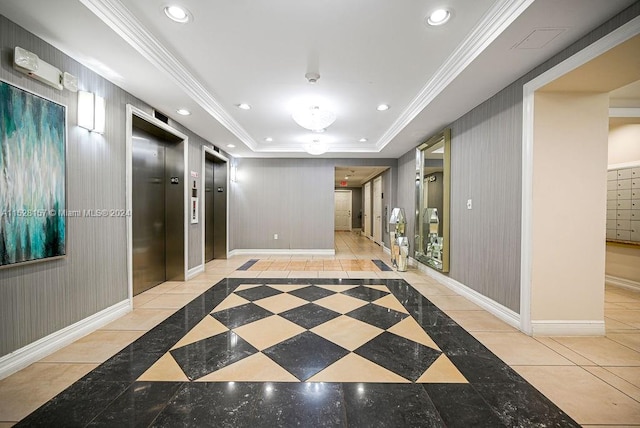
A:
[226,144,236,148]
[237,103,251,110]
[164,5,190,23]
[176,108,191,116]
[264,137,273,142]
[377,104,390,111]
[427,9,451,26]
[359,138,368,142]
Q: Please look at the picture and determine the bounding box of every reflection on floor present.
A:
[1,232,640,426]
[13,278,578,427]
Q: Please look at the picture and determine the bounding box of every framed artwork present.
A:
[0,79,67,268]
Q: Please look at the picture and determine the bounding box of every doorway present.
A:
[334,190,352,231]
[521,27,640,335]
[363,181,372,238]
[373,176,383,245]
[130,114,186,295]
[203,149,228,262]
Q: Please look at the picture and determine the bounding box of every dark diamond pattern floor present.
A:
[279,303,342,329]
[15,278,581,427]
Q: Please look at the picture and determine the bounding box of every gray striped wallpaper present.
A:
[0,16,224,357]
[396,2,640,313]
[230,158,397,251]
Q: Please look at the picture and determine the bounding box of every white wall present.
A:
[531,91,609,322]
[608,123,640,165]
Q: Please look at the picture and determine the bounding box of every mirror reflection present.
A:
[415,129,450,272]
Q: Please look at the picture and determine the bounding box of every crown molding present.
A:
[79,0,257,150]
[376,0,534,151]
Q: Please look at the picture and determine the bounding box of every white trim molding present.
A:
[0,300,130,380]
[229,249,336,257]
[414,260,521,330]
[520,16,640,336]
[377,0,534,151]
[606,275,640,292]
[609,107,640,117]
[80,0,257,151]
[126,105,190,296]
[608,160,640,170]
[531,320,605,337]
[187,265,205,280]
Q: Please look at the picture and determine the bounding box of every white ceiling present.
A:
[0,0,636,159]
[334,166,389,187]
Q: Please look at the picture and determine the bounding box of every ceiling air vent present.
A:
[513,28,566,50]
[153,110,169,124]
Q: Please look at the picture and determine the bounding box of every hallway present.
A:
[1,232,640,426]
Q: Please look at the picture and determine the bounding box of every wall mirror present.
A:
[415,128,450,272]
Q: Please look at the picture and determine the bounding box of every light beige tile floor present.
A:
[1,230,640,426]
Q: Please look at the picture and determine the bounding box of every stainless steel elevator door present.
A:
[213,160,227,259]
[204,160,215,263]
[132,129,166,294]
[205,156,227,262]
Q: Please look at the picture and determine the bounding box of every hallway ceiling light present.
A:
[427,9,451,26]
[359,138,368,142]
[227,144,235,148]
[164,6,191,23]
[305,139,328,155]
[264,137,273,142]
[237,103,251,110]
[376,104,390,111]
[292,106,336,132]
[176,108,191,115]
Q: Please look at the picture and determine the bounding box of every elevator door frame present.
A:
[125,105,189,302]
[201,146,229,265]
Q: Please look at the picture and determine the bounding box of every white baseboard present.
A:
[605,275,640,292]
[187,264,205,280]
[228,249,335,257]
[531,320,605,336]
[0,299,131,380]
[412,258,521,330]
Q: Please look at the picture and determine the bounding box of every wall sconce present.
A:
[230,163,237,182]
[78,90,105,133]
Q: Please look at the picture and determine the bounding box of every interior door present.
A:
[334,190,352,231]
[363,181,371,238]
[373,176,382,244]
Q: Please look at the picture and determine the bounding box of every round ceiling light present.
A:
[376,104,390,111]
[164,5,190,23]
[359,138,368,142]
[292,106,336,132]
[176,108,191,116]
[237,103,251,110]
[427,9,451,26]
[264,137,273,142]
[305,139,328,156]
[226,144,236,148]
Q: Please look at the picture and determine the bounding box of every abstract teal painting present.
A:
[0,80,66,267]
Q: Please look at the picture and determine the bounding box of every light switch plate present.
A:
[467,199,473,210]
